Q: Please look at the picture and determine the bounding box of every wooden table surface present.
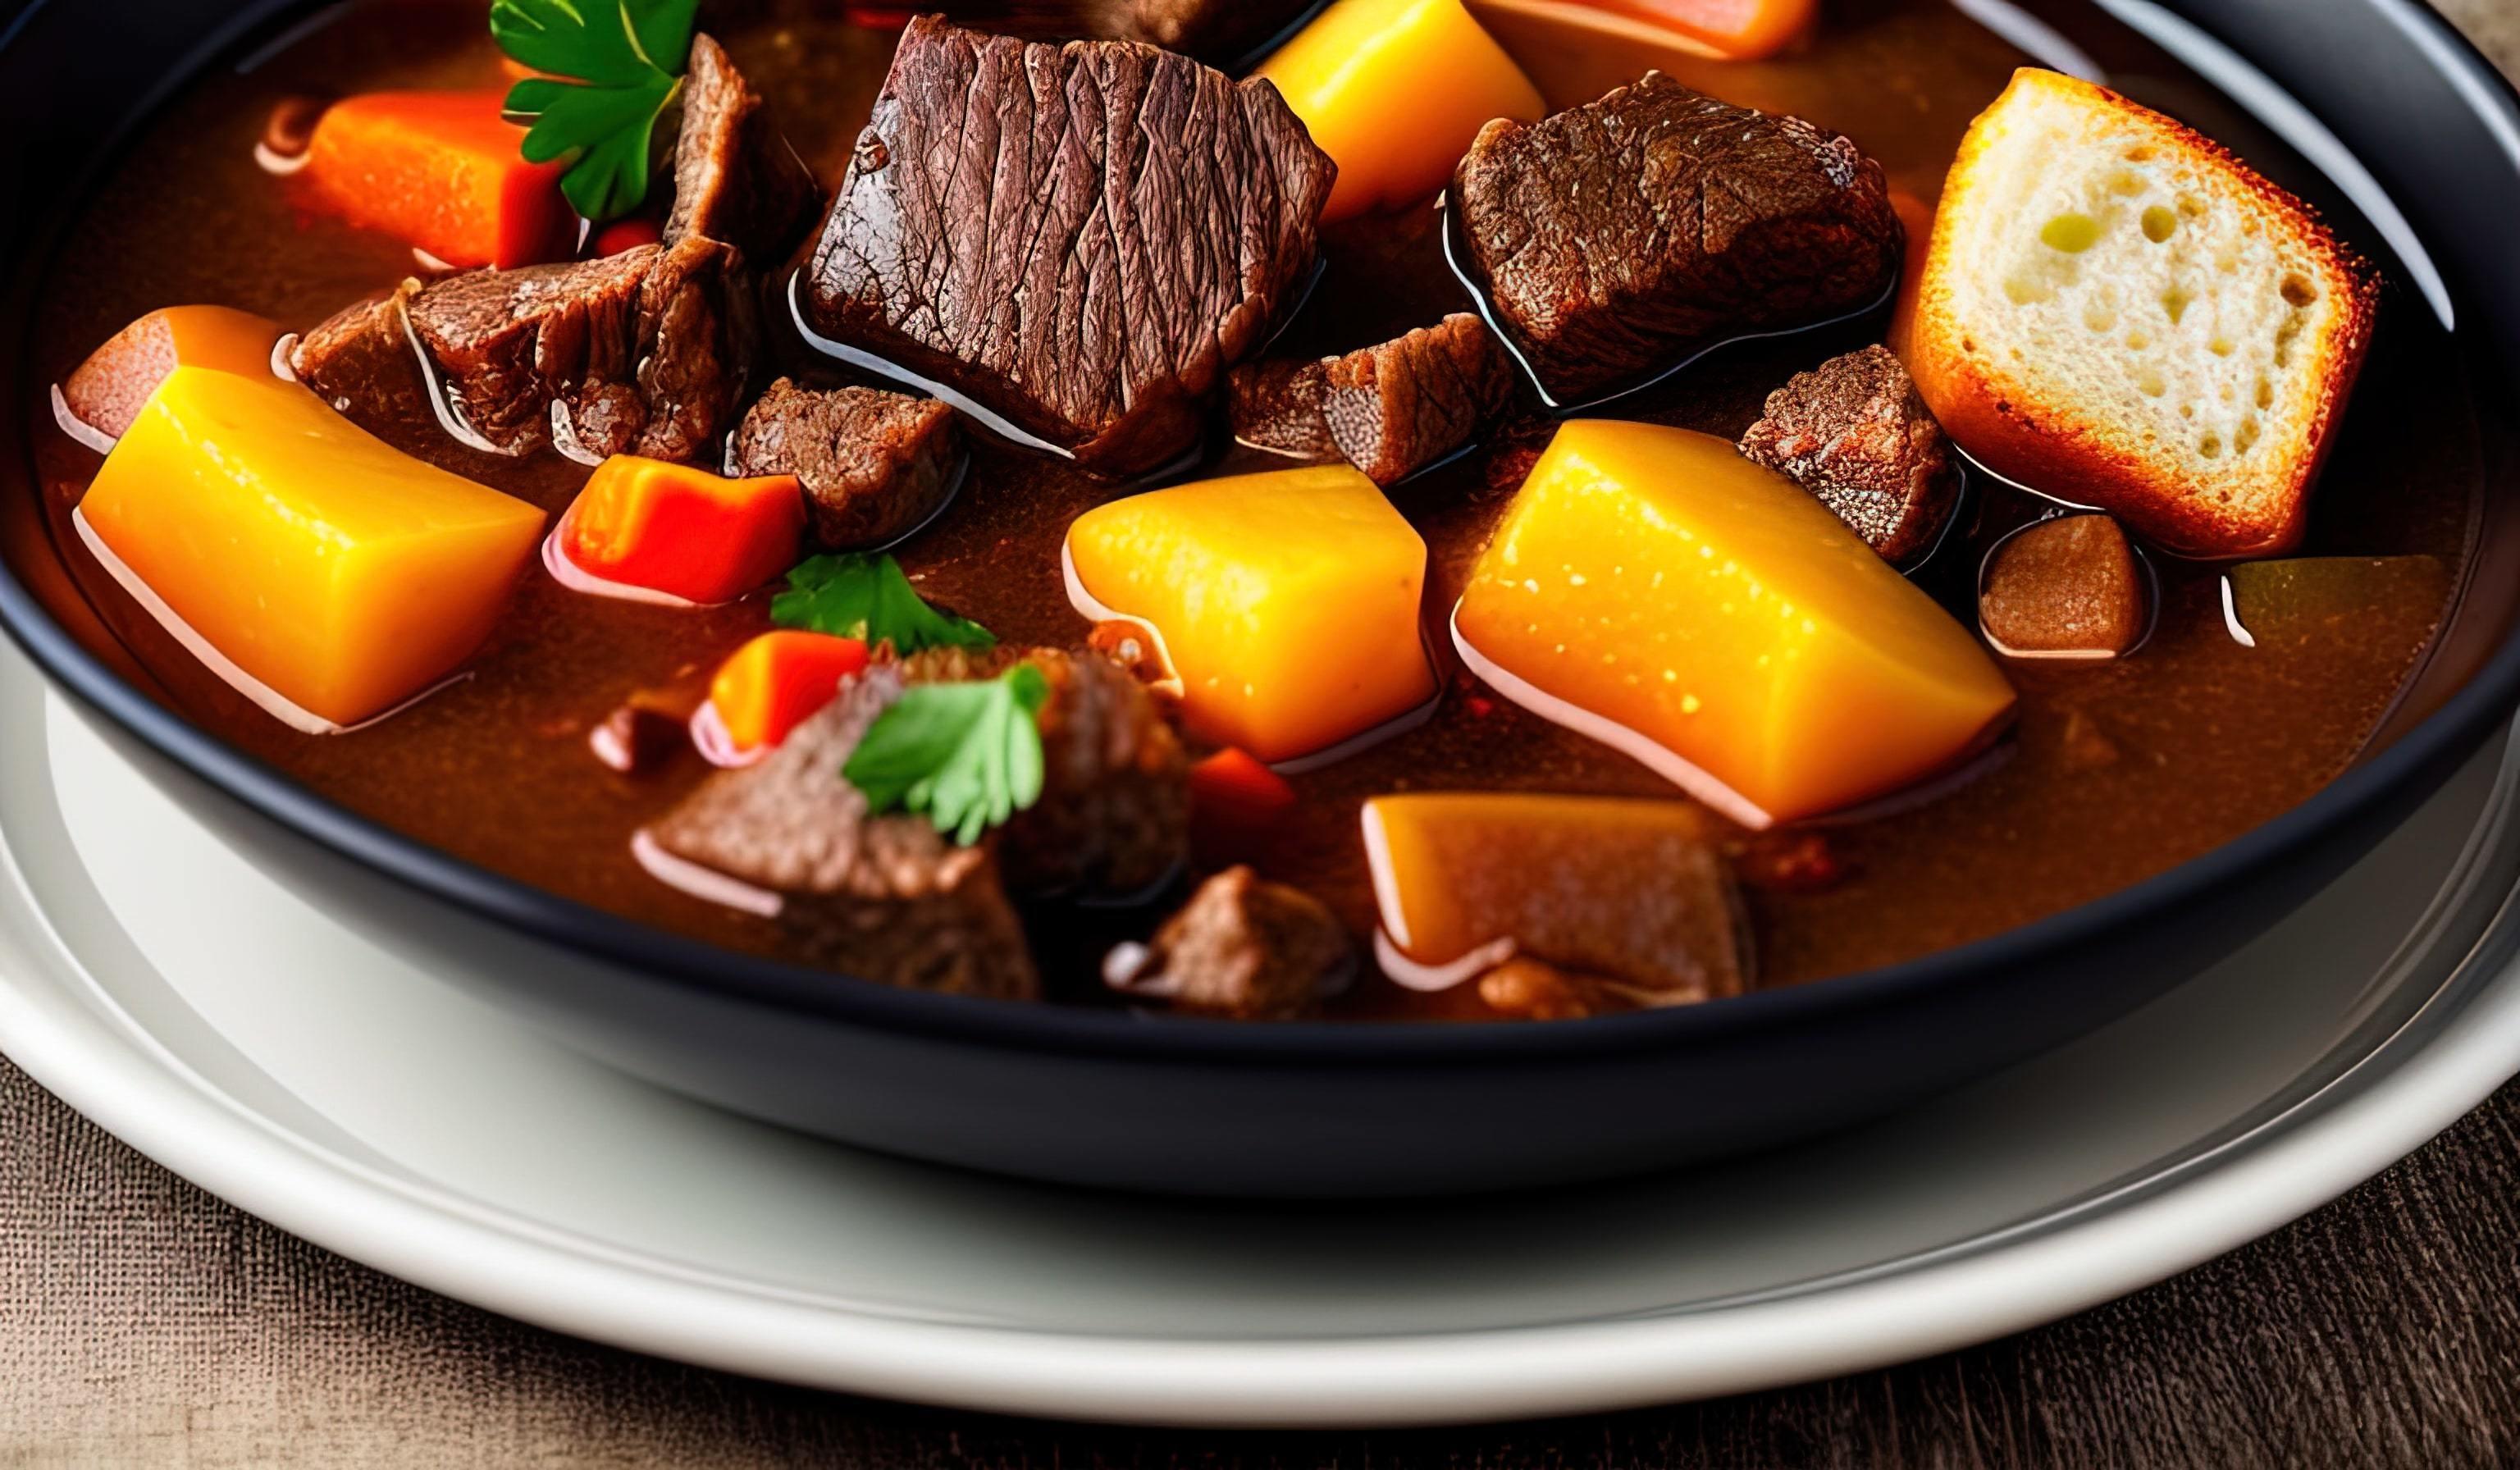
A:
[10,2,2520,1464]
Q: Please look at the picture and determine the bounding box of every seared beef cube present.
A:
[1110,866,1350,1020]
[290,281,431,431]
[645,664,1039,999]
[728,377,964,549]
[400,238,750,463]
[407,248,654,455]
[901,646,1192,899]
[1449,72,1902,404]
[1979,514,2150,657]
[1322,313,1513,484]
[666,34,820,266]
[802,17,1336,476]
[1226,358,1337,461]
[1229,313,1513,483]
[631,235,754,463]
[1739,345,1957,564]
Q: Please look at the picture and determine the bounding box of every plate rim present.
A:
[7,700,2520,1427]
[2,0,2518,1064]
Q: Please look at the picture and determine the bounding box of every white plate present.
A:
[5,619,2520,1427]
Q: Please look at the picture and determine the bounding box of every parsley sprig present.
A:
[772,554,998,656]
[491,0,697,224]
[845,666,1050,845]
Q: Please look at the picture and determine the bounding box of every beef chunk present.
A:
[631,235,754,463]
[290,281,431,431]
[1739,345,1957,563]
[941,1,1317,62]
[1450,72,1902,404]
[1228,313,1514,484]
[802,16,1336,476]
[644,664,1039,999]
[397,237,751,463]
[728,377,964,549]
[901,645,1192,899]
[1979,514,2150,657]
[1226,358,1337,462]
[405,248,653,455]
[1108,866,1349,1020]
[665,34,820,267]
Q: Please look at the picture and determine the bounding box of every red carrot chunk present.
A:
[559,457,808,606]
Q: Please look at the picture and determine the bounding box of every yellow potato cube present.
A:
[1258,0,1545,222]
[1363,792,1747,1001]
[77,366,547,730]
[1454,422,2015,826]
[1064,464,1437,765]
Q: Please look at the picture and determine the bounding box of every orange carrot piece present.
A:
[1570,0,1815,58]
[560,457,807,605]
[1189,748,1299,861]
[301,91,573,270]
[709,632,872,753]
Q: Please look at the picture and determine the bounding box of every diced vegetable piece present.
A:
[1363,792,1748,1002]
[556,456,806,605]
[707,631,872,755]
[1563,0,1816,60]
[592,217,665,257]
[302,91,572,269]
[76,367,546,729]
[1189,747,1299,862]
[1454,421,2015,827]
[58,306,285,446]
[1257,0,1543,222]
[1064,464,1438,765]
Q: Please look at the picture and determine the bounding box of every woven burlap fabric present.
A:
[10,3,2520,1464]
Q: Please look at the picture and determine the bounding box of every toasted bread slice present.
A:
[1906,69,2378,558]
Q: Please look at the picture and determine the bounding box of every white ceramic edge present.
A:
[3,792,2518,1430]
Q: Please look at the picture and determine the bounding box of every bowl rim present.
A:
[4,0,2518,1066]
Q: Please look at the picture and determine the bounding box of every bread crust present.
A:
[1906,69,2380,560]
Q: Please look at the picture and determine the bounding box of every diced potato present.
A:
[1258,0,1544,222]
[77,367,546,730]
[1454,421,2016,827]
[1363,792,1747,1002]
[1065,464,1437,765]
[58,306,284,445]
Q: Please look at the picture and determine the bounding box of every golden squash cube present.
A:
[1064,464,1437,765]
[1454,421,2015,826]
[77,367,547,730]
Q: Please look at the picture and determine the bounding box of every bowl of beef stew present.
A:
[5,0,2520,1194]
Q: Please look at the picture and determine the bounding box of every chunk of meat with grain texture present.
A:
[642,664,1039,999]
[802,16,1336,476]
[60,306,284,445]
[1449,71,1902,404]
[900,646,1191,899]
[665,34,819,267]
[939,0,1318,62]
[1738,345,1958,564]
[390,237,751,463]
[1229,313,1513,484]
[289,281,432,431]
[1110,866,1351,1020]
[728,377,963,549]
[1979,514,2151,658]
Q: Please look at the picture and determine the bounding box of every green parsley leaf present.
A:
[491,0,698,223]
[844,665,1051,845]
[771,554,998,656]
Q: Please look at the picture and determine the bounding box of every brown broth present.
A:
[18,0,2478,1017]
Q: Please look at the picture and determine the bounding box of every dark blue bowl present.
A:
[5,0,2518,1195]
